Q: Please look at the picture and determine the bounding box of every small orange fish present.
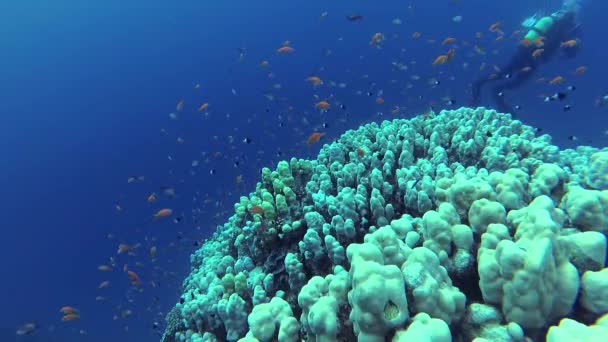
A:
[307,132,326,144]
[574,66,587,75]
[235,175,243,185]
[147,193,157,203]
[98,280,110,289]
[357,148,365,157]
[197,103,209,112]
[59,306,79,315]
[533,37,545,47]
[97,265,112,272]
[277,46,295,53]
[259,60,269,68]
[127,270,141,286]
[306,76,323,86]
[315,100,330,110]
[370,32,385,46]
[153,208,173,219]
[176,99,185,112]
[489,21,502,32]
[123,264,129,272]
[473,45,485,55]
[150,246,157,258]
[61,313,80,322]
[249,205,264,215]
[549,76,564,85]
[561,39,578,48]
[375,97,385,105]
[532,48,544,57]
[442,37,456,45]
[446,48,455,61]
[412,31,421,39]
[432,55,448,65]
[117,244,132,254]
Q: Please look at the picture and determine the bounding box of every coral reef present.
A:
[164,107,608,342]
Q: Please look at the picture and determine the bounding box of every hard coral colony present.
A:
[162,107,608,342]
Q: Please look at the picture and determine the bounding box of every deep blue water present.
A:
[1,0,606,341]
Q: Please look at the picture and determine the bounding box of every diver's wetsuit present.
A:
[471,11,580,114]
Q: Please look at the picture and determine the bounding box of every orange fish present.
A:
[59,306,79,315]
[446,48,455,61]
[432,55,448,65]
[370,32,385,46]
[533,37,545,47]
[412,32,421,39]
[153,208,172,219]
[147,192,157,203]
[489,21,502,32]
[123,264,129,272]
[307,132,326,144]
[549,76,564,85]
[473,45,485,55]
[315,100,330,110]
[532,48,544,57]
[561,39,578,48]
[127,270,141,286]
[375,97,385,105]
[574,66,587,75]
[150,246,157,258]
[97,265,112,272]
[117,244,132,254]
[357,148,365,157]
[62,313,80,322]
[306,76,323,86]
[442,37,456,45]
[277,46,295,53]
[98,280,110,289]
[197,103,209,112]
[176,99,184,112]
[259,60,269,68]
[249,205,264,215]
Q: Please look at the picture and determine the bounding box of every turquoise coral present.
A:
[165,107,608,342]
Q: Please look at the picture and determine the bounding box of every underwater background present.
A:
[1,0,606,341]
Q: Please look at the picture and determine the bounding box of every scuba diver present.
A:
[471,2,582,114]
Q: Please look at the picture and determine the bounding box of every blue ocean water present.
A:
[0,0,605,341]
